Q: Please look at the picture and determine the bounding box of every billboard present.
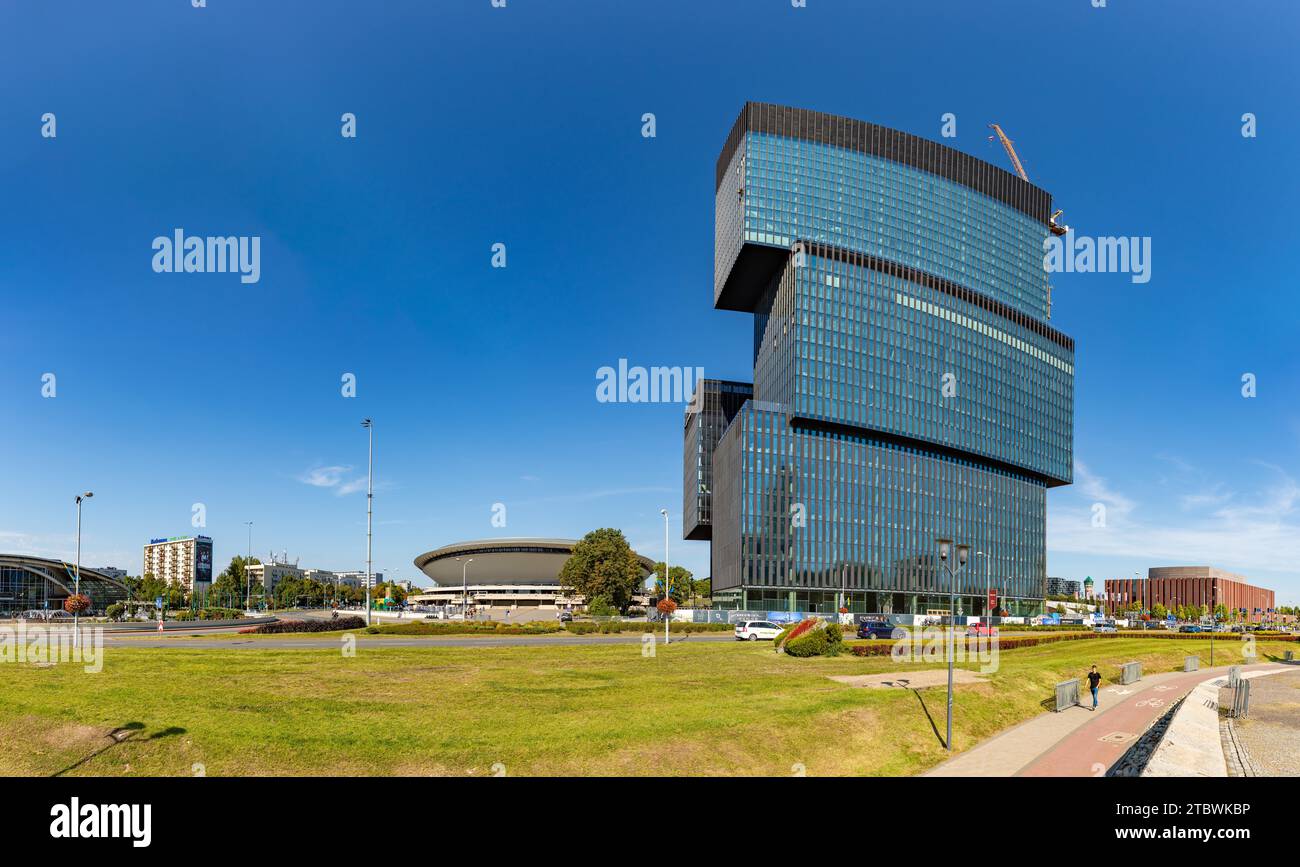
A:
[195,537,213,584]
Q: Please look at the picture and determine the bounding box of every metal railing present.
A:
[1184,656,1199,672]
[1120,661,1142,684]
[1228,665,1241,689]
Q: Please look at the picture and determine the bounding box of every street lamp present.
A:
[660,508,670,646]
[244,521,253,610]
[936,537,970,752]
[457,557,473,619]
[74,492,92,646]
[974,551,991,624]
[362,418,374,626]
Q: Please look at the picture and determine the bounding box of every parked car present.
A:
[1093,623,1116,633]
[857,619,895,640]
[966,623,999,637]
[557,610,573,623]
[734,620,783,641]
[1179,624,1202,633]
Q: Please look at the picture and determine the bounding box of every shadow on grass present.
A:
[52,723,187,777]
[910,689,946,749]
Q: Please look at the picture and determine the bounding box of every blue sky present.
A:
[1,1,1296,604]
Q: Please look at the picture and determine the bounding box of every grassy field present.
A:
[0,635,1292,777]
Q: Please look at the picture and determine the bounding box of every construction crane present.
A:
[988,123,1067,319]
[987,123,1069,238]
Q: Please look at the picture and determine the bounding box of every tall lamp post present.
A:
[974,551,991,624]
[74,492,93,647]
[244,521,253,610]
[660,508,671,646]
[936,538,970,752]
[362,418,374,626]
[458,557,473,619]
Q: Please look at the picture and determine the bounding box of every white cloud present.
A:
[1050,460,1300,575]
[299,465,367,496]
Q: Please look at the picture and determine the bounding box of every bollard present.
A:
[1184,656,1199,672]
[1054,679,1080,712]
[1120,661,1142,685]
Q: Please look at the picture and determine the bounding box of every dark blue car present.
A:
[857,619,894,640]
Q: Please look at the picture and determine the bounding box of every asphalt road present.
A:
[99,632,738,649]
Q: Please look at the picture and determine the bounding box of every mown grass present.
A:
[0,636,1291,777]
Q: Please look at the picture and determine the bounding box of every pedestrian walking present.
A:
[1087,664,1102,711]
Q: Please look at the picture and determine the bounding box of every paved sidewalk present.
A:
[926,662,1284,777]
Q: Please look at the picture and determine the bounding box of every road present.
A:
[98,632,737,649]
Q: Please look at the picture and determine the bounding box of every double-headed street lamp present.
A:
[74,492,93,646]
[936,537,970,753]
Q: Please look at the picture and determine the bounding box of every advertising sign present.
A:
[195,537,214,584]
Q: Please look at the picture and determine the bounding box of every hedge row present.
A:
[370,621,563,636]
[564,621,733,634]
[239,616,366,634]
[847,629,1298,657]
[173,608,246,622]
[849,631,1099,657]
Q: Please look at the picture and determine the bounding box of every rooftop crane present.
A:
[988,123,1068,319]
[987,123,1069,238]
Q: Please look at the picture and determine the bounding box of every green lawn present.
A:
[0,636,1292,777]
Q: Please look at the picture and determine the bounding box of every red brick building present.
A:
[1104,567,1275,622]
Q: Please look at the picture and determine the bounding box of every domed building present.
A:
[410,538,656,612]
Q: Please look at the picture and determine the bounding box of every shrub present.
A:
[588,595,618,618]
[239,616,366,634]
[105,602,126,621]
[784,628,829,658]
[565,621,599,634]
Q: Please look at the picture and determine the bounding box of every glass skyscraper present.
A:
[689,103,1074,618]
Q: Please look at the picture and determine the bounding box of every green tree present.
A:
[559,528,644,613]
[1151,603,1167,621]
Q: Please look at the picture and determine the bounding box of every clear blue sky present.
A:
[2,1,1296,604]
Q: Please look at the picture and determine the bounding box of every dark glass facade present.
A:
[683,379,753,541]
[695,103,1074,617]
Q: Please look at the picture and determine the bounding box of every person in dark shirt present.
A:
[1087,665,1102,710]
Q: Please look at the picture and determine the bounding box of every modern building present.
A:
[1046,577,1081,598]
[1105,567,1276,622]
[0,554,130,615]
[142,535,214,592]
[93,566,129,582]
[410,538,655,611]
[684,379,753,541]
[692,102,1074,618]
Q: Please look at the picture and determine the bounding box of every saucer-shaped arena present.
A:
[410,538,656,609]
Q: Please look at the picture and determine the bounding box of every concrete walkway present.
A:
[1142,667,1289,776]
[926,661,1285,777]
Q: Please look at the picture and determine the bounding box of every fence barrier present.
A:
[1228,665,1241,689]
[1184,656,1199,672]
[1120,661,1142,684]
[1054,679,1080,712]
[1231,679,1251,719]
